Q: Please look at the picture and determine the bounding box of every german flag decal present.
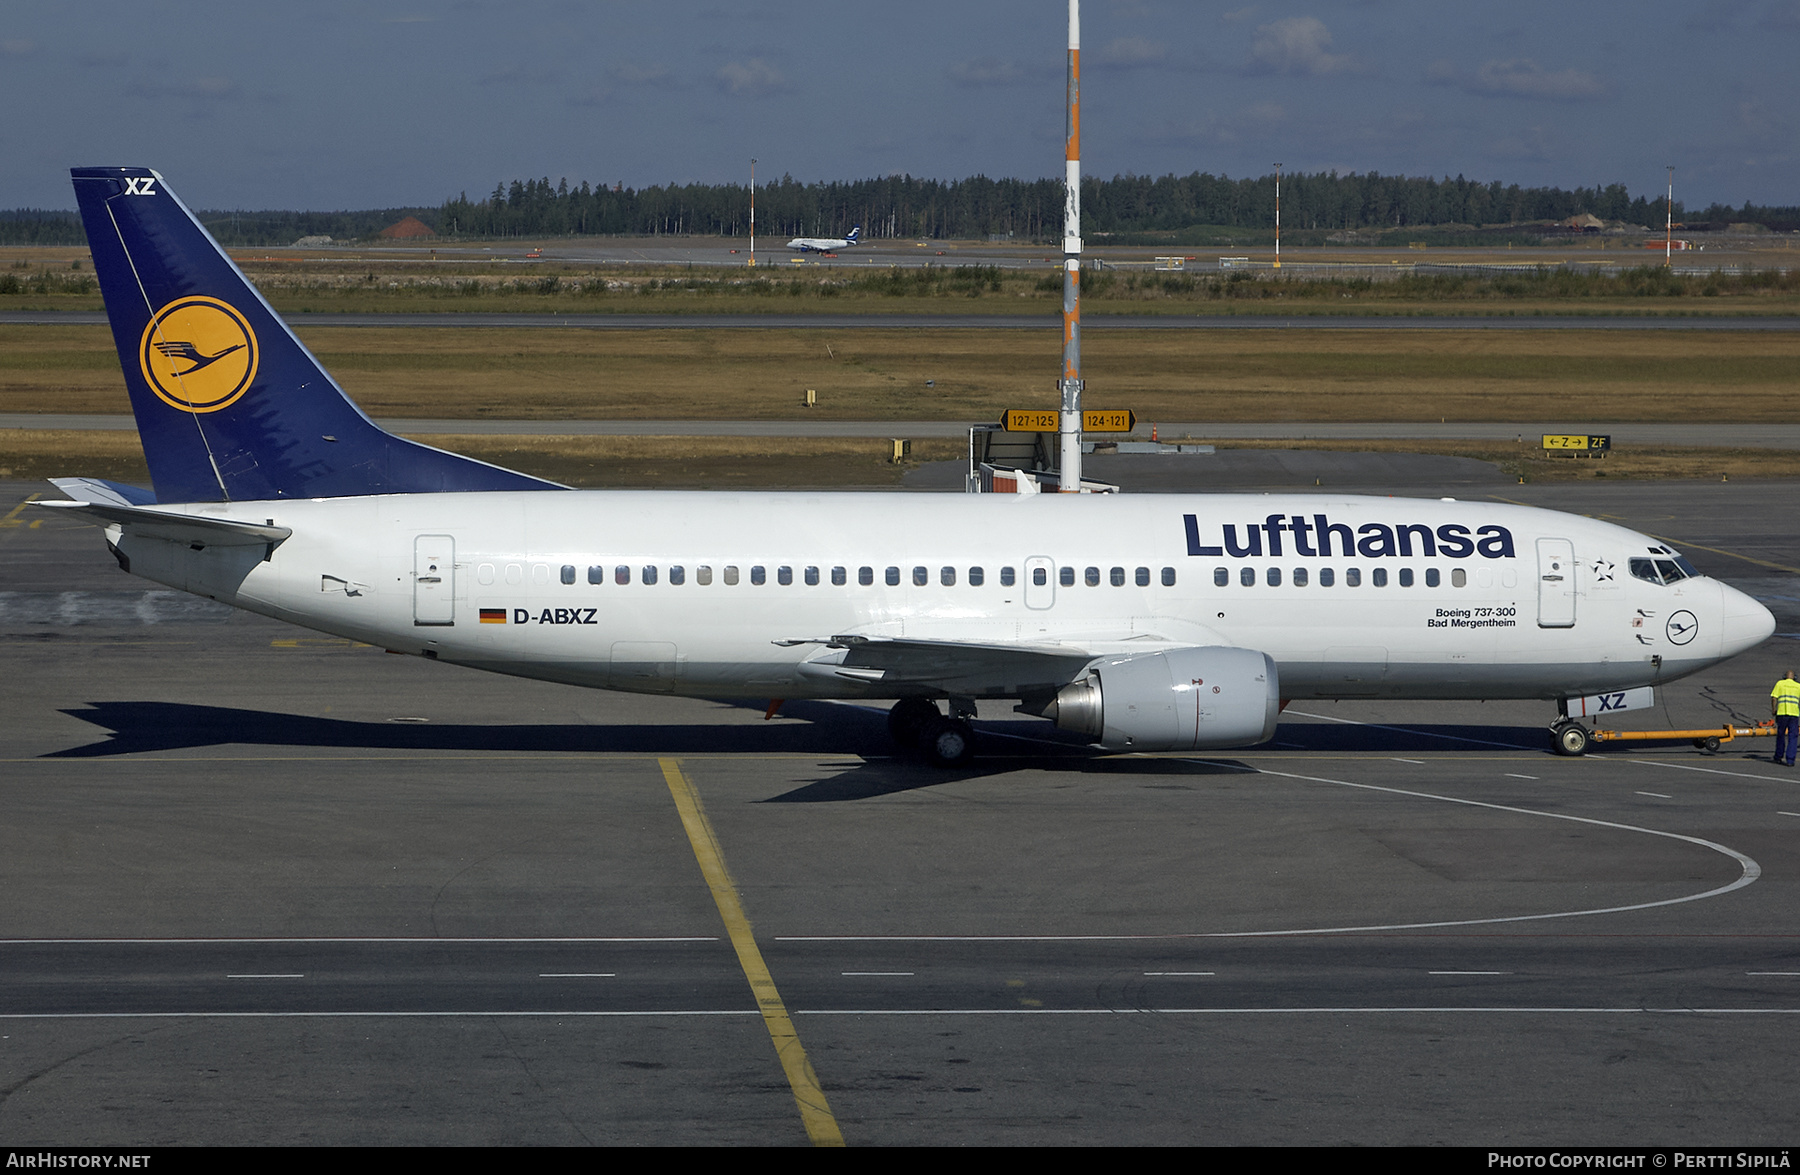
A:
[479,608,507,624]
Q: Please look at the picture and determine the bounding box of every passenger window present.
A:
[587,565,604,585]
[830,566,845,586]
[478,563,496,585]
[859,566,873,586]
[999,566,1015,586]
[940,566,956,587]
[1425,568,1440,588]
[1293,567,1308,587]
[886,566,901,586]
[1033,567,1048,586]
[723,565,739,585]
[1240,567,1254,587]
[615,565,630,585]
[1161,567,1176,587]
[803,566,818,586]
[1320,567,1335,587]
[969,566,985,586]
[642,565,658,585]
[697,565,713,585]
[1110,567,1125,587]
[913,566,928,587]
[1135,567,1149,587]
[1373,568,1388,587]
[1267,567,1282,587]
[1214,567,1229,587]
[778,566,793,585]
[670,565,685,586]
[1060,566,1075,587]
[1399,568,1413,587]
[505,563,523,585]
[561,564,576,585]
[1083,566,1098,587]
[751,566,766,585]
[532,564,550,586]
[1451,568,1465,588]
[1345,568,1361,587]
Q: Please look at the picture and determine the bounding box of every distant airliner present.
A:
[42,168,1775,766]
[787,226,860,254]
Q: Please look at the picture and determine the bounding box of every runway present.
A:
[12,413,1800,452]
[4,310,1798,330]
[4,476,1800,1144]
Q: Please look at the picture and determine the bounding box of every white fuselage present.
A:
[109,490,1774,703]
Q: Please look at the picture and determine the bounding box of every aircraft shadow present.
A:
[48,701,1567,801]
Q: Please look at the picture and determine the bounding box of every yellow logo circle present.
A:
[138,296,259,413]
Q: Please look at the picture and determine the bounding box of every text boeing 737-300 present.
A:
[39,168,1775,766]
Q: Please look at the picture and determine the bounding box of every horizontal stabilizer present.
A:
[49,477,158,508]
[35,498,292,548]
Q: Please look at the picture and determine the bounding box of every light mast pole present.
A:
[749,158,757,268]
[1058,0,1084,492]
[1273,162,1282,269]
[1665,166,1674,269]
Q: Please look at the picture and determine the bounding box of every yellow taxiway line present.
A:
[659,757,845,1147]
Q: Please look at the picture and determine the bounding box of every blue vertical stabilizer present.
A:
[70,167,561,503]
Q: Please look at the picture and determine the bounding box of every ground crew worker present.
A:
[1772,671,1800,766]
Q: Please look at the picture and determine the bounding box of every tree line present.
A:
[3,171,1796,246]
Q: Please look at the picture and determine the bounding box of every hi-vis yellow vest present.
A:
[1774,679,1800,717]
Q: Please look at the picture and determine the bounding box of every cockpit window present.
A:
[1631,555,1699,586]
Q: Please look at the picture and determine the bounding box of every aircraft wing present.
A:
[790,634,1098,694]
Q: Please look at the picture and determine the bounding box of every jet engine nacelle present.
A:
[1048,646,1279,751]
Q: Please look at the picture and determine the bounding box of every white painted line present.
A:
[1615,759,1792,784]
[841,972,914,977]
[1505,774,1539,780]
[1636,791,1673,799]
[781,762,1766,944]
[1284,710,1536,750]
[1392,758,1425,765]
[1746,972,1800,976]
[16,1007,1800,1021]
[1430,971,1511,976]
[1144,971,1215,976]
[227,974,303,979]
[1778,812,1800,818]
[539,973,615,978]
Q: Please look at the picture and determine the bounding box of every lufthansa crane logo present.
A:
[138,296,258,413]
[1666,610,1698,646]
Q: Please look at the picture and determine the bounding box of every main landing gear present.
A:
[887,697,977,768]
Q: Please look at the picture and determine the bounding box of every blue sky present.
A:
[2,1,1795,212]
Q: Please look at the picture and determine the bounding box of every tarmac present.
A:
[4,469,1800,1145]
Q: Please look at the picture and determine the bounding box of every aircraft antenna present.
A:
[1059,0,1084,492]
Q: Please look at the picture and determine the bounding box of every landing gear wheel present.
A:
[920,716,976,768]
[1552,721,1590,757]
[887,698,940,747]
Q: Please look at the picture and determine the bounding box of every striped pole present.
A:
[1059,0,1083,492]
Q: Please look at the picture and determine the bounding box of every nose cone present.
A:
[1720,581,1777,656]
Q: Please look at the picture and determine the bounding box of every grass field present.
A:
[4,324,1798,424]
[6,430,1798,489]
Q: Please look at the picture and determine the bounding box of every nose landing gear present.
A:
[1551,720,1591,756]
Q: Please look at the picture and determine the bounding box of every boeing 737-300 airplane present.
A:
[787,226,860,254]
[41,168,1776,766]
